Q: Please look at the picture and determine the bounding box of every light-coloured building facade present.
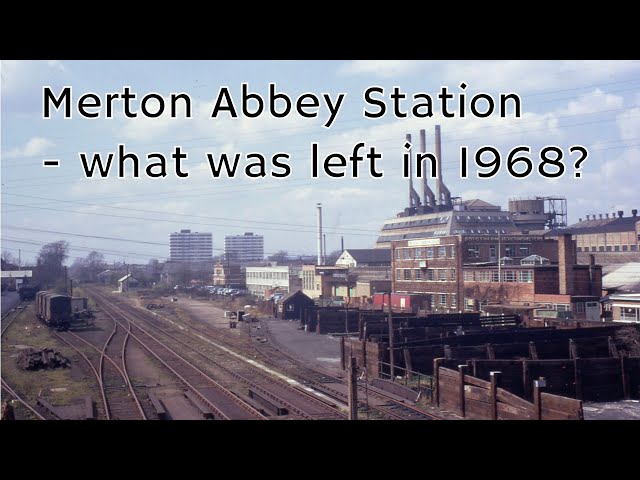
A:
[169,229,213,262]
[245,265,301,298]
[224,232,264,263]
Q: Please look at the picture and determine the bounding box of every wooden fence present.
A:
[434,359,583,420]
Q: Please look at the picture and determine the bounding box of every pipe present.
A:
[317,203,323,265]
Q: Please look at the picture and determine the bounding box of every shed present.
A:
[277,290,314,320]
[118,273,139,293]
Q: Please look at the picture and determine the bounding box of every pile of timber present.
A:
[17,348,70,371]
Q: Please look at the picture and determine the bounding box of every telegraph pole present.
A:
[387,291,394,381]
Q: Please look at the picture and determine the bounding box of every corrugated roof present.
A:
[546,216,639,235]
[602,263,640,293]
[342,249,391,264]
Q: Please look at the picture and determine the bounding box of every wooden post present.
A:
[444,345,452,359]
[316,311,321,334]
[347,356,358,420]
[533,378,546,420]
[574,358,583,400]
[523,360,531,401]
[529,341,538,360]
[403,348,413,380]
[569,339,578,359]
[486,343,495,360]
[608,337,619,358]
[458,364,467,418]
[490,371,501,420]
[433,358,443,407]
[621,356,630,400]
[340,337,346,371]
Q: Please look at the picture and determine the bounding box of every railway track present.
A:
[1,378,47,420]
[255,319,441,420]
[87,288,267,420]
[1,301,25,337]
[87,288,346,420]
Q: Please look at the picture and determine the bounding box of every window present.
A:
[450,269,457,281]
[489,244,496,260]
[518,271,533,283]
[415,248,423,259]
[623,245,628,252]
[403,249,413,260]
[614,245,620,252]
[450,246,456,258]
[439,294,447,306]
[477,271,491,282]
[464,271,475,282]
[591,246,597,252]
[396,269,402,280]
[438,246,447,258]
[632,245,638,251]
[503,271,517,282]
[599,246,605,252]
[556,304,570,312]
[395,249,401,259]
[438,269,448,281]
[467,245,480,258]
[519,246,530,257]
[430,294,437,309]
[620,308,639,322]
[491,270,500,282]
[451,294,457,309]
[505,245,517,257]
[404,269,412,280]
[425,269,435,281]
[464,297,474,312]
[575,302,585,314]
[577,247,582,252]
[426,247,434,259]
[606,246,612,252]
[414,269,422,280]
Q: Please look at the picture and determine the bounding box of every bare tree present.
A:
[1,250,17,265]
[35,241,70,285]
[616,326,640,356]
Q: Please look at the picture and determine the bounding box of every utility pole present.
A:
[69,279,73,297]
[64,266,68,295]
[347,356,358,420]
[387,291,394,381]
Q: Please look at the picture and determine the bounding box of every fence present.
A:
[434,359,583,420]
[376,360,434,402]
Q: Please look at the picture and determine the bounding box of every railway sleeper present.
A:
[148,392,167,420]
[233,393,271,417]
[247,389,288,416]
[184,390,215,419]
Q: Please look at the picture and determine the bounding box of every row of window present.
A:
[396,268,456,282]
[396,245,456,260]
[423,293,457,308]
[467,244,531,258]
[577,245,638,252]
[246,271,289,280]
[463,270,533,283]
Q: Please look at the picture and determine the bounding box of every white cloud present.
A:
[338,60,422,78]
[616,107,640,142]
[4,137,55,158]
[558,89,624,116]
[1,60,69,113]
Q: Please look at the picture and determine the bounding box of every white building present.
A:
[224,232,264,263]
[169,229,213,262]
[245,265,301,298]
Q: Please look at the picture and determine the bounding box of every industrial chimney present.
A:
[420,129,436,210]
[406,133,421,209]
[618,210,624,218]
[434,125,452,210]
[633,209,638,217]
[317,203,323,265]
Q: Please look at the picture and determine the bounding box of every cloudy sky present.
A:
[2,60,639,265]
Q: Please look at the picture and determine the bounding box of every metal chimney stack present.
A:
[406,133,421,209]
[317,203,323,265]
[434,125,452,210]
[420,128,436,209]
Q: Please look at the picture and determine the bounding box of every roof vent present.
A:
[585,215,590,220]
[599,214,603,219]
[578,218,582,222]
[632,209,638,217]
[618,210,624,218]
[605,213,609,218]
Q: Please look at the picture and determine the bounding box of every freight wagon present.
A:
[35,291,72,330]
